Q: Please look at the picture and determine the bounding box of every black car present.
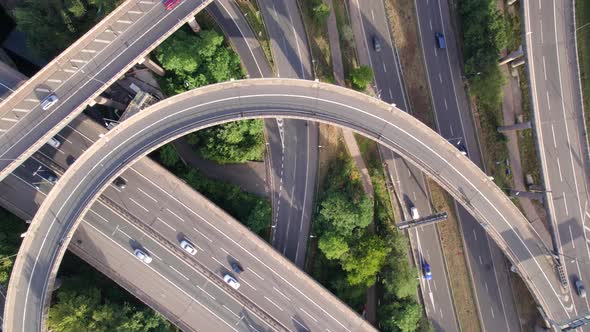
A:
[34,166,58,184]
[231,262,243,274]
[372,36,382,52]
[113,176,127,189]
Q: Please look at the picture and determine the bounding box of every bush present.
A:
[378,299,422,332]
[349,65,374,90]
[312,3,331,24]
[0,209,27,286]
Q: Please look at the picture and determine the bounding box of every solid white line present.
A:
[197,285,215,300]
[193,227,212,242]
[556,158,563,181]
[156,217,176,232]
[128,197,149,212]
[292,317,309,331]
[169,265,190,281]
[248,268,264,280]
[166,208,185,222]
[264,296,283,311]
[137,187,157,202]
[300,307,318,322]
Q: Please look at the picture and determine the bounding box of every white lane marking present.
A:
[585,225,590,233]
[24,98,38,102]
[116,19,132,24]
[169,265,190,281]
[193,227,212,242]
[197,285,215,300]
[13,108,29,113]
[139,0,154,4]
[546,90,551,109]
[81,49,97,54]
[300,308,318,322]
[129,197,149,212]
[389,88,393,99]
[1,117,17,123]
[211,256,225,267]
[55,133,73,144]
[222,304,241,319]
[429,19,433,31]
[383,62,387,73]
[556,158,563,181]
[542,56,548,80]
[273,287,291,301]
[166,207,185,222]
[264,296,283,311]
[248,268,264,280]
[371,9,375,20]
[551,123,557,147]
[118,229,132,239]
[47,79,62,83]
[569,226,576,249]
[443,98,448,110]
[128,10,142,15]
[564,192,569,216]
[438,72,443,83]
[540,19,544,43]
[63,68,77,73]
[491,306,495,318]
[292,317,309,331]
[142,247,161,260]
[88,209,109,223]
[240,277,257,291]
[82,221,240,332]
[35,87,50,93]
[156,217,176,232]
[479,256,483,265]
[485,282,489,293]
[94,38,111,44]
[137,187,157,202]
[70,59,88,64]
[473,229,477,241]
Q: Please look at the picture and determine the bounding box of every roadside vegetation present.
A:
[153,27,266,164]
[332,0,358,80]
[234,0,274,71]
[298,0,334,81]
[0,208,27,287]
[576,0,590,149]
[12,0,120,59]
[49,254,177,332]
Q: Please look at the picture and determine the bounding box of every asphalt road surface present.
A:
[525,0,590,324]
[257,0,318,268]
[5,79,572,332]
[0,0,211,182]
[415,0,522,329]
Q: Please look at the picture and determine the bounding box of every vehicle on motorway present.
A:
[456,143,467,156]
[41,94,59,110]
[163,0,182,10]
[575,279,587,298]
[180,239,197,255]
[410,206,419,220]
[134,249,153,264]
[372,36,382,52]
[435,32,446,49]
[231,262,243,274]
[422,262,432,281]
[46,137,61,149]
[223,274,240,290]
[113,176,127,189]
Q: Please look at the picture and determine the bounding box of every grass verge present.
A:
[576,0,590,150]
[298,0,334,82]
[428,180,482,332]
[516,66,541,184]
[384,0,435,128]
[332,0,358,83]
[234,0,275,71]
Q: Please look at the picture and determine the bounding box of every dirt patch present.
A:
[383,0,435,129]
[317,123,345,186]
[298,0,334,81]
[428,179,482,332]
[510,271,542,330]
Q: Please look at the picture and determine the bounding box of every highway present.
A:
[5,78,573,331]
[414,0,522,330]
[0,0,212,182]
[257,0,318,267]
[348,0,460,329]
[524,0,590,322]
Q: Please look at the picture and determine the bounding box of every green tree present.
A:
[316,191,373,236]
[381,227,418,298]
[379,300,422,332]
[318,232,349,260]
[245,199,272,234]
[312,3,331,24]
[0,209,27,286]
[159,144,181,169]
[341,234,390,286]
[349,65,374,90]
[155,30,203,74]
[196,120,265,164]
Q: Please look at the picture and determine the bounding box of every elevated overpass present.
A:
[5,78,572,331]
[0,0,212,182]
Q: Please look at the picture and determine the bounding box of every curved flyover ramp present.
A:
[5,79,569,331]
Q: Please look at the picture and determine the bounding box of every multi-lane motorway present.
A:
[5,78,574,331]
[525,0,590,322]
[0,0,212,182]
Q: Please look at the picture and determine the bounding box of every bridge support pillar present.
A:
[94,96,126,110]
[138,56,165,77]
[187,17,201,33]
[497,121,531,133]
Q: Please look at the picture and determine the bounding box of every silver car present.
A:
[134,249,152,264]
[41,94,59,110]
[46,137,61,149]
[223,274,240,290]
[180,239,197,255]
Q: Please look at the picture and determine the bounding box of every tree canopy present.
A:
[349,65,374,90]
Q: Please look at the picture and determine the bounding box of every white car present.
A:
[410,206,419,220]
[134,249,152,264]
[41,94,59,110]
[180,240,197,255]
[223,274,240,290]
[46,137,61,149]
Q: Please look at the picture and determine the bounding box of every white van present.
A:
[410,206,419,220]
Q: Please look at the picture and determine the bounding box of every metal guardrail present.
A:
[397,212,448,230]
